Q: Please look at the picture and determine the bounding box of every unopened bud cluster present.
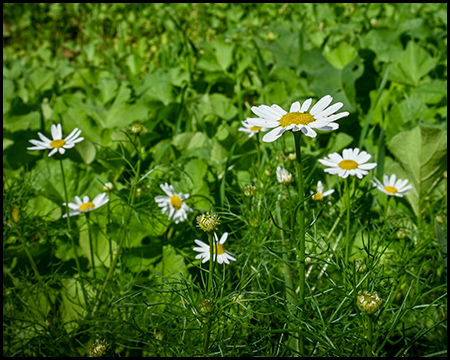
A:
[196,212,221,233]
[243,185,257,197]
[88,339,109,357]
[357,290,383,315]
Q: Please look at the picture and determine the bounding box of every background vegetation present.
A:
[3,3,447,357]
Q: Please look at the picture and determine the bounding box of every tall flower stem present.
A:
[293,132,306,306]
[207,232,215,296]
[59,158,88,306]
[366,315,374,356]
[344,177,351,264]
[91,133,141,317]
[293,131,306,355]
[85,212,96,280]
[344,177,355,265]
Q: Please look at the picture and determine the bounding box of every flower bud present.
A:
[243,185,257,197]
[357,290,383,315]
[196,212,221,233]
[88,339,109,357]
[102,182,114,192]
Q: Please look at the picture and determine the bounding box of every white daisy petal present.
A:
[262,127,285,142]
[300,98,313,113]
[310,95,333,116]
[289,101,301,113]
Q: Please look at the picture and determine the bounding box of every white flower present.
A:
[276,166,293,185]
[372,174,413,197]
[193,232,236,265]
[154,183,193,224]
[311,180,335,201]
[63,193,109,217]
[318,148,377,179]
[246,95,349,142]
[27,123,84,157]
[238,119,268,138]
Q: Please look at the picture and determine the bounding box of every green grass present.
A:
[3,3,447,357]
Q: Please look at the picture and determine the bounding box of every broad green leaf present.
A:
[154,244,188,280]
[213,40,235,72]
[97,77,119,105]
[323,43,357,70]
[29,68,55,92]
[411,80,447,104]
[76,139,97,164]
[136,70,174,105]
[387,123,447,216]
[389,41,437,86]
[208,93,239,120]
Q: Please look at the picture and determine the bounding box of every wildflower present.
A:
[357,290,383,315]
[238,120,267,138]
[318,148,377,179]
[88,339,109,357]
[276,166,293,185]
[63,193,109,217]
[193,232,236,265]
[196,212,221,232]
[243,185,257,197]
[246,95,349,142]
[154,183,193,224]
[372,174,413,197]
[311,180,335,201]
[27,123,84,157]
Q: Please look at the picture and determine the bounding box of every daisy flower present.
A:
[311,180,335,201]
[372,174,413,197]
[246,95,349,142]
[27,123,84,157]
[63,193,109,217]
[318,148,377,179]
[238,119,268,138]
[276,166,293,185]
[193,232,236,265]
[154,183,193,224]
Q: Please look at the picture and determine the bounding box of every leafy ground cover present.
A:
[3,3,447,357]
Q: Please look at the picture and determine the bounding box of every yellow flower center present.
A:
[170,195,182,210]
[213,243,225,255]
[50,139,66,149]
[250,126,262,132]
[384,186,398,194]
[79,202,95,211]
[338,159,359,170]
[312,193,323,201]
[279,112,315,127]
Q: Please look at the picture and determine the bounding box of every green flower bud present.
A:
[88,339,109,357]
[357,291,383,315]
[196,212,221,233]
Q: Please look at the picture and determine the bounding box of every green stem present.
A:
[293,132,305,307]
[91,134,142,317]
[59,158,88,306]
[344,177,351,264]
[86,212,96,280]
[207,232,214,296]
[256,132,261,179]
[293,131,305,355]
[367,315,374,356]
